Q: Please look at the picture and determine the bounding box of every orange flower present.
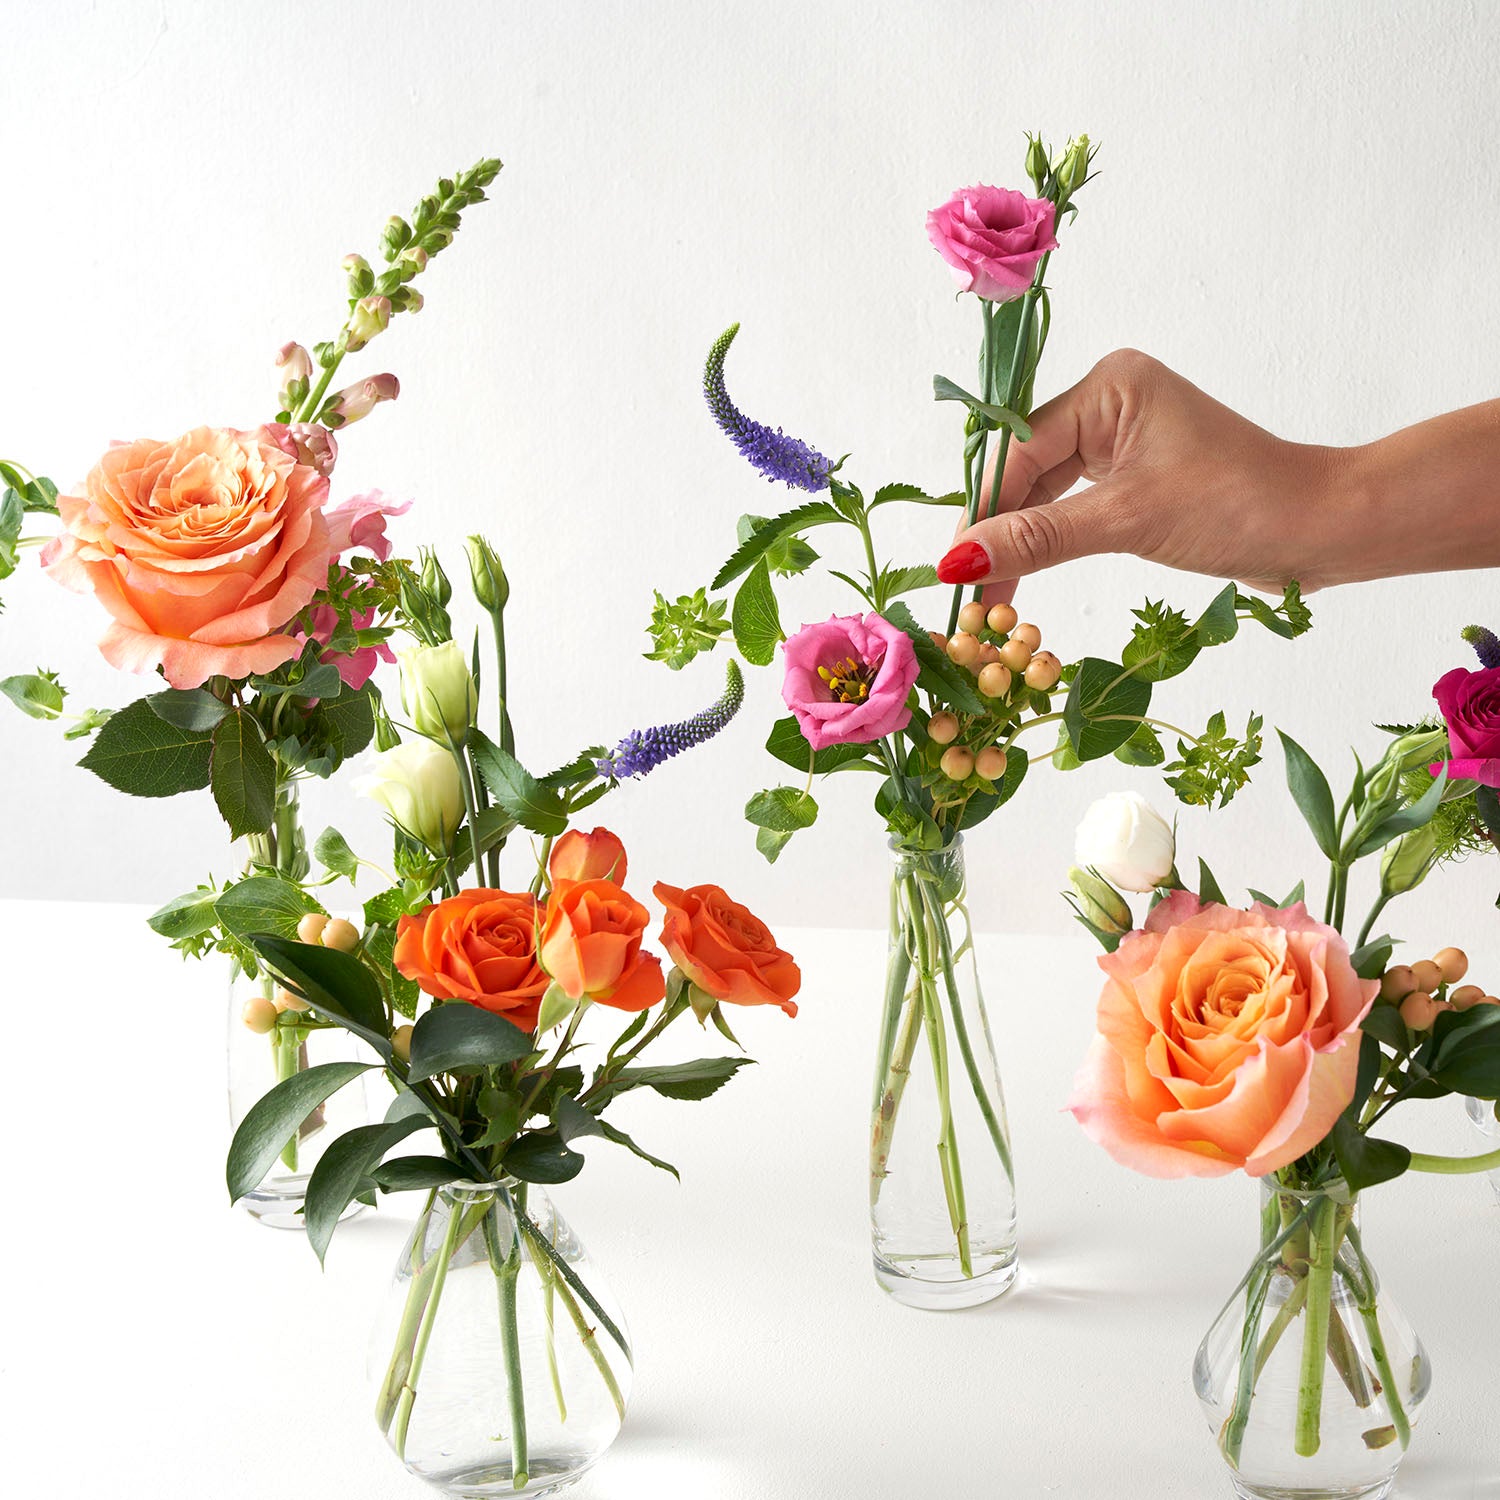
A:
[654,882,800,1017]
[549,827,627,886]
[539,879,664,1011]
[394,889,547,1032]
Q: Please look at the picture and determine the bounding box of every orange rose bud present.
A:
[549,827,628,887]
[538,879,665,1011]
[654,882,800,1017]
[394,889,549,1032]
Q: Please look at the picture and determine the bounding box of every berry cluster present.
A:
[240,912,360,1032]
[1376,946,1497,1031]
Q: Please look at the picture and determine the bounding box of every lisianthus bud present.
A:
[355,740,465,851]
[1379,822,1438,899]
[1060,134,1091,192]
[345,294,392,352]
[1067,865,1133,935]
[1075,791,1175,893]
[465,534,510,614]
[419,547,453,607]
[399,640,479,741]
[1025,134,1050,192]
[327,373,399,427]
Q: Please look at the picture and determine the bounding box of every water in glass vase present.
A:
[370,1180,632,1498]
[1194,1180,1430,1500]
[870,836,1017,1309]
[1465,1095,1500,1205]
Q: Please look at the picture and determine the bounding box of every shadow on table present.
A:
[1396,1448,1500,1499]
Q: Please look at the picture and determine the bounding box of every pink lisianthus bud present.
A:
[345,294,391,352]
[259,421,339,478]
[327,373,400,427]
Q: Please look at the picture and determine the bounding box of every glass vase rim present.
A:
[441,1175,524,1203]
[1257,1173,1357,1205]
[886,832,965,858]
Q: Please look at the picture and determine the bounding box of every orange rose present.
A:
[538,878,664,1011]
[394,889,547,1032]
[654,882,800,1017]
[549,827,627,886]
[1068,893,1377,1178]
[41,425,374,690]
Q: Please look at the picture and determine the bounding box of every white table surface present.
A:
[2,900,1495,1499]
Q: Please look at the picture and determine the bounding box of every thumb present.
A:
[937,483,1127,585]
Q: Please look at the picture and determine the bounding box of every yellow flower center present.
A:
[817,655,876,705]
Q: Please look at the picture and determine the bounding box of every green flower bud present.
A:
[341,253,374,297]
[345,294,391,352]
[1025,135,1049,192]
[1060,134,1091,192]
[1380,822,1439,899]
[1066,865,1134,935]
[419,548,453,608]
[356,740,464,852]
[465,534,510,614]
[381,216,412,260]
[399,640,478,742]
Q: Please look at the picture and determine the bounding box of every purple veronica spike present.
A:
[1462,625,1500,670]
[705,324,833,491]
[597,660,745,780]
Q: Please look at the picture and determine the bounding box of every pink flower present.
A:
[328,373,399,426]
[325,488,408,563]
[780,613,919,751]
[926,185,1058,302]
[1431,666,1500,786]
[299,601,394,691]
[1068,894,1377,1179]
[261,421,339,478]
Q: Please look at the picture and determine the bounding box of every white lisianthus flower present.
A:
[399,640,478,741]
[356,740,464,851]
[1074,791,1175,893]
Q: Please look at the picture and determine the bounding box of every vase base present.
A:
[1229,1477,1394,1500]
[237,1185,366,1230]
[873,1250,1018,1310]
[413,1457,592,1499]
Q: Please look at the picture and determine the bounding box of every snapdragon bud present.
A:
[345,294,392,352]
[397,245,429,277]
[399,639,479,741]
[274,342,313,410]
[381,216,412,260]
[465,534,510,613]
[1066,865,1133,937]
[326,373,400,428]
[341,253,374,297]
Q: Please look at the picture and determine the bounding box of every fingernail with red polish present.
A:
[936,541,990,585]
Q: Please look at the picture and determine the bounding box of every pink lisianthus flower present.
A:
[1431,665,1500,786]
[780,613,919,751]
[1067,892,1377,1180]
[298,601,394,691]
[926,185,1058,302]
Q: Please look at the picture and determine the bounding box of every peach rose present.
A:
[654,881,801,1017]
[394,888,547,1032]
[41,425,392,690]
[549,827,628,886]
[539,878,665,1012]
[1068,893,1377,1178]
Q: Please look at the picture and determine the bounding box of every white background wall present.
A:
[4,0,1500,956]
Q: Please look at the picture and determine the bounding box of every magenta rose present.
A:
[926,185,1058,302]
[1432,666,1500,785]
[781,613,919,751]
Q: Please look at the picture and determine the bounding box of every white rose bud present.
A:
[399,640,478,742]
[355,740,464,851]
[1074,791,1176,894]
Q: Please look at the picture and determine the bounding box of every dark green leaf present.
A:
[314,685,376,766]
[594,1118,679,1179]
[1432,1018,1500,1099]
[78,696,214,797]
[314,826,361,881]
[250,934,390,1045]
[608,1056,754,1102]
[1350,768,1448,860]
[1198,859,1227,906]
[147,688,230,733]
[1330,1116,1411,1193]
[504,1131,586,1184]
[304,1116,431,1262]
[1349,937,1395,981]
[216,876,324,941]
[1063,658,1152,762]
[931,375,1033,439]
[710,501,845,590]
[1278,731,1339,860]
[764,715,875,775]
[369,1156,467,1192]
[1361,1004,1409,1050]
[745,786,818,833]
[1349,1031,1383,1119]
[731,557,782,666]
[226,1060,378,1203]
[407,1000,534,1083]
[883,600,986,715]
[211,709,278,839]
[470,730,568,835]
[880,563,941,598]
[552,1093,604,1145]
[867,482,930,507]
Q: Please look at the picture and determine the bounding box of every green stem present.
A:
[1356,893,1391,950]
[393,1189,469,1461]
[870,961,923,1208]
[1222,1188,1280,1466]
[484,1194,529,1489]
[541,1245,628,1421]
[295,343,346,424]
[1406,1144,1500,1174]
[490,609,515,759]
[1346,1226,1413,1449]
[516,1212,632,1361]
[375,1192,440,1433]
[1294,1196,1338,1457]
[518,1224,567,1422]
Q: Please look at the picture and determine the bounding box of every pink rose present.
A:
[926,185,1058,301]
[1431,666,1500,786]
[1068,893,1377,1179]
[781,613,919,751]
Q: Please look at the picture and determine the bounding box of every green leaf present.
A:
[1349,937,1394,981]
[1194,584,1240,646]
[552,1093,603,1146]
[731,557,782,666]
[1239,581,1313,639]
[711,500,844,590]
[314,685,376,766]
[870,485,964,509]
[226,1060,378,1203]
[78,696,214,797]
[1063,659,1152,762]
[608,1056,754,1101]
[211,709,278,839]
[216,876,325,942]
[755,826,794,864]
[880,563,941,598]
[594,1118,680,1179]
[249,935,390,1046]
[764,716,874,775]
[1278,731,1339,859]
[1361,1004,1409,1051]
[1431,1017,1500,1099]
[363,886,416,926]
[931,375,1033,439]
[362,922,419,1019]
[1114,721,1165,767]
[146,688,230,733]
[745,786,819,833]
[304,1116,431,1262]
[406,1000,534,1083]
[737,515,820,576]
[1330,1116,1411,1193]
[148,887,223,942]
[1349,767,1448,860]
[368,1155,467,1192]
[2,672,65,719]
[1198,859,1227,906]
[470,730,567,835]
[882,600,986,715]
[504,1131,586,1184]
[959,746,1029,829]
[314,826,361,881]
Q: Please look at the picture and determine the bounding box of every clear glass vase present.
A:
[225,781,373,1227]
[869,835,1017,1309]
[1193,1180,1431,1500]
[370,1180,632,1498]
[1465,1095,1500,1204]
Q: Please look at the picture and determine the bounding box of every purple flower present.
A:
[704,325,832,491]
[1462,625,1500,670]
[597,660,744,780]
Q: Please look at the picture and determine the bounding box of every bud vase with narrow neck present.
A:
[226,781,370,1226]
[370,1180,632,1498]
[1193,1179,1431,1500]
[870,836,1017,1308]
[1465,1095,1500,1204]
